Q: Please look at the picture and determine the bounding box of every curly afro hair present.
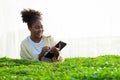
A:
[21,9,42,27]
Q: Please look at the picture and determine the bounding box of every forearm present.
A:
[38,52,45,61]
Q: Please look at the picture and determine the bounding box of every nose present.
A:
[38,28,43,32]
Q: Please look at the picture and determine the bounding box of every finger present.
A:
[46,46,50,49]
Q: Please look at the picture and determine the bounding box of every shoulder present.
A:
[20,36,29,46]
[42,35,56,46]
[42,35,52,38]
[42,35,54,40]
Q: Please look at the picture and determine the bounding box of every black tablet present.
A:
[44,41,67,59]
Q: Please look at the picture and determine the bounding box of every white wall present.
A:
[0,0,120,58]
[63,37,120,58]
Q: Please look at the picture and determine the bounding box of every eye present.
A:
[34,25,43,29]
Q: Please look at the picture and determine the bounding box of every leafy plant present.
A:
[0,55,120,80]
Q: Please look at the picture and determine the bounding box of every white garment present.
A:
[28,36,44,60]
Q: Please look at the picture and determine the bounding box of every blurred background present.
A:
[0,0,120,58]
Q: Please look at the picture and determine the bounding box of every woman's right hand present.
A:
[41,46,50,54]
[38,46,50,60]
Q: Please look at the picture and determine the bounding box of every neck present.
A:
[30,36,42,43]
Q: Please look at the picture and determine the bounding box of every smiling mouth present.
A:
[37,32,42,35]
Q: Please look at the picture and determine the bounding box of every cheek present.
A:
[38,29,44,33]
[33,29,39,32]
[30,29,37,35]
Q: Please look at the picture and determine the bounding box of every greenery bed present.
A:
[0,55,120,80]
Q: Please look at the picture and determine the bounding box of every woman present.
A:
[20,9,64,62]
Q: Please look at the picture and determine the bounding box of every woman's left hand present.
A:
[50,47,59,53]
[50,47,60,58]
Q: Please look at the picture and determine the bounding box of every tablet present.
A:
[44,41,67,58]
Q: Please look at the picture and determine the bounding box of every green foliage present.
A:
[0,55,120,80]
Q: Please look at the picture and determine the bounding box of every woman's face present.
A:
[29,20,44,39]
